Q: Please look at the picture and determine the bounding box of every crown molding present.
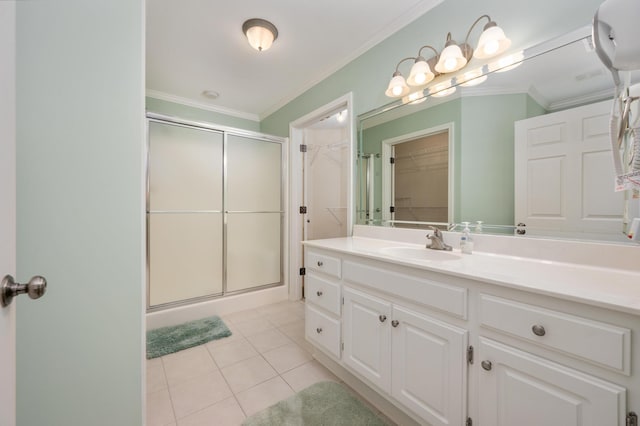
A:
[146,90,260,122]
[259,0,444,120]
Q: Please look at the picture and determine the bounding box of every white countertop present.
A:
[303,236,640,316]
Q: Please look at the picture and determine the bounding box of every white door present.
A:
[342,287,392,392]
[515,100,624,236]
[478,337,626,426]
[391,305,467,426]
[0,2,17,425]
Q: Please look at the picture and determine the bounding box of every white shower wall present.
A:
[305,127,350,240]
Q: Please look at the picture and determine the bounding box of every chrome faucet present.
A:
[426,226,452,251]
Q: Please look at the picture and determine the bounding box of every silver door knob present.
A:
[316,290,323,296]
[481,360,493,371]
[1,275,47,307]
[316,327,323,334]
[391,320,400,327]
[317,261,323,267]
[379,315,387,323]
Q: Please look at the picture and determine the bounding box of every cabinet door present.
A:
[343,287,392,392]
[478,337,626,426]
[392,306,467,426]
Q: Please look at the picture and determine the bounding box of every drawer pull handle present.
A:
[391,320,400,327]
[317,261,323,267]
[316,327,323,334]
[379,315,387,323]
[316,290,323,297]
[532,324,546,336]
[481,360,492,371]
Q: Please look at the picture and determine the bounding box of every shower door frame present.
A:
[145,113,288,312]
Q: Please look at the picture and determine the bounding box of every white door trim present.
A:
[288,92,354,300]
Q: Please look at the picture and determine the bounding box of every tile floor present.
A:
[146,300,392,426]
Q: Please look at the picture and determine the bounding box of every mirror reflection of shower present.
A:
[358,152,380,224]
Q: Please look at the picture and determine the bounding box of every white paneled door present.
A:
[0,2,16,424]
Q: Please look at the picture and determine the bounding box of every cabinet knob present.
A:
[316,327,323,334]
[481,360,493,371]
[532,324,546,336]
[316,290,323,297]
[391,320,399,327]
[379,315,387,323]
[317,261,323,267]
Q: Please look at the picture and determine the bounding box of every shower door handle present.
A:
[1,275,47,307]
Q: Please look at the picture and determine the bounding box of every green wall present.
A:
[361,93,545,226]
[16,1,144,424]
[146,96,260,132]
[260,0,603,137]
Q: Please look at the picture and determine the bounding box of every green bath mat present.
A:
[242,381,390,426]
[146,315,232,359]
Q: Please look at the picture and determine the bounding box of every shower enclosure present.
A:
[146,114,285,311]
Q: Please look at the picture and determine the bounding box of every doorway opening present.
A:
[289,93,354,300]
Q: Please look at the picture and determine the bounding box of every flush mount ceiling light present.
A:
[242,18,278,52]
[385,14,511,99]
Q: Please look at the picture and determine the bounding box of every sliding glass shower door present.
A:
[147,118,284,310]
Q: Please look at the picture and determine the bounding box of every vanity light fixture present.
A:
[402,91,428,105]
[242,18,278,52]
[458,68,487,87]
[430,81,456,98]
[385,14,511,98]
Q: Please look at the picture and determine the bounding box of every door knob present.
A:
[1,275,47,307]
[379,315,387,323]
[481,360,493,371]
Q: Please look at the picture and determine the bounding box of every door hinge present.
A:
[390,206,395,213]
[299,206,307,214]
[299,267,306,276]
[390,157,395,164]
[341,342,344,351]
[300,144,307,152]
[467,345,474,364]
[466,417,472,426]
[628,412,638,426]
[341,296,344,305]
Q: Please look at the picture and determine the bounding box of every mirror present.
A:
[357,26,640,243]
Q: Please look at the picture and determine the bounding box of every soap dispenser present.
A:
[460,222,474,254]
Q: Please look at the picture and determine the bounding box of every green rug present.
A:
[146,315,231,359]
[242,381,390,426]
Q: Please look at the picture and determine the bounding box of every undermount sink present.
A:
[378,246,461,262]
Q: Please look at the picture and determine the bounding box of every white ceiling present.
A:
[146,0,443,121]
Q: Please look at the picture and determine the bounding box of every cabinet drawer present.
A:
[306,273,341,316]
[306,304,341,359]
[343,260,467,319]
[479,294,631,374]
[306,251,341,278]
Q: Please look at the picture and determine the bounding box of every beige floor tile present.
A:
[278,321,305,341]
[146,388,175,426]
[169,370,233,419]
[265,310,303,327]
[233,317,275,336]
[224,308,266,325]
[162,346,217,387]
[220,355,278,394]
[245,328,293,353]
[177,397,246,426]
[262,342,313,374]
[235,376,295,417]
[207,338,258,368]
[147,358,168,393]
[281,360,339,392]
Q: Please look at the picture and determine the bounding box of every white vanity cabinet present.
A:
[303,242,638,426]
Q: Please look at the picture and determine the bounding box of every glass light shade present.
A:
[402,91,427,105]
[488,51,524,73]
[244,23,276,51]
[430,82,456,98]
[458,68,487,87]
[435,43,467,73]
[474,25,511,59]
[407,59,435,86]
[385,73,410,98]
